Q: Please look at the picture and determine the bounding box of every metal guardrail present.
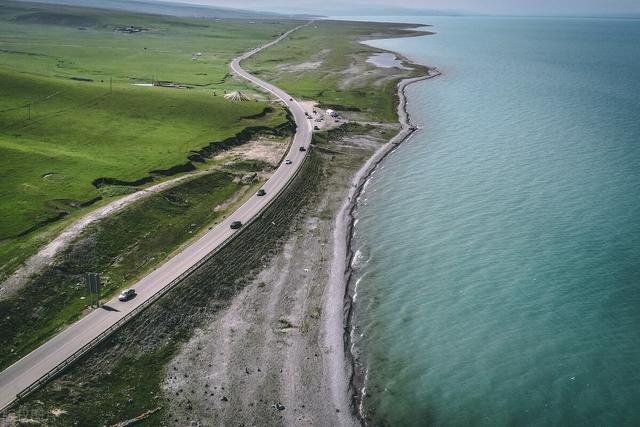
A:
[4,144,311,413]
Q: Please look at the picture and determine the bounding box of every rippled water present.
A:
[350,16,640,426]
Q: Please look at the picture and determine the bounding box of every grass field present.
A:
[245,20,430,123]
[0,1,296,274]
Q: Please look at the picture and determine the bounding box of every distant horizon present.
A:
[151,0,640,18]
[13,0,640,19]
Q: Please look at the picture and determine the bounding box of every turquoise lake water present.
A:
[349,16,640,426]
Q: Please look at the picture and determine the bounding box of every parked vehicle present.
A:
[118,288,136,302]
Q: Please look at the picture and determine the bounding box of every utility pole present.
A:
[86,277,93,307]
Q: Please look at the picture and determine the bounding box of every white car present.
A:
[118,288,136,302]
[285,159,293,165]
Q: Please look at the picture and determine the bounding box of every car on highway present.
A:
[118,288,136,302]
[285,159,292,165]
[230,221,243,229]
[256,189,266,196]
[299,146,307,152]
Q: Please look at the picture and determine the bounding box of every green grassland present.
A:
[0,1,296,274]
[245,20,430,123]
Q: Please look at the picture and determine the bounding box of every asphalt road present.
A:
[0,24,312,412]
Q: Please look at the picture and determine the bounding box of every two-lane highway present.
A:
[0,23,312,412]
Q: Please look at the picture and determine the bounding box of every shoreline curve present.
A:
[323,66,441,423]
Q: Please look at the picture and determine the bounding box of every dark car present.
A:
[257,189,266,196]
[230,221,243,230]
[118,288,136,302]
[299,146,307,152]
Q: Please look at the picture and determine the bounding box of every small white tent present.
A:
[224,91,251,102]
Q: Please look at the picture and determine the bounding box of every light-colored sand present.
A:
[162,129,395,427]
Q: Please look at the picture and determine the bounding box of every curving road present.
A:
[0,23,312,412]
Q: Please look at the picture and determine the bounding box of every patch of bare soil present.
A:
[275,49,330,73]
[277,61,323,72]
[215,136,290,167]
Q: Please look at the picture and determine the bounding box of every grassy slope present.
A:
[0,72,284,234]
[0,1,294,269]
[245,20,429,123]
[0,170,249,370]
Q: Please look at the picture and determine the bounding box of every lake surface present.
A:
[348,16,640,426]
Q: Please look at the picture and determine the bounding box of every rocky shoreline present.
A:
[338,67,441,423]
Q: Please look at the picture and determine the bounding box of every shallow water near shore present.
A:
[347,16,640,426]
